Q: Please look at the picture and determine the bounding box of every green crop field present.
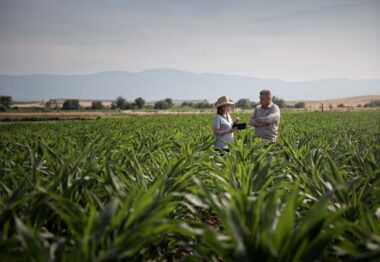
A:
[1,111,379,261]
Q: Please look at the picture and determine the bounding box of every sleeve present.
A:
[213,115,221,129]
[257,105,280,123]
[249,108,257,126]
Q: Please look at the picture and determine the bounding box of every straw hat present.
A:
[215,96,234,108]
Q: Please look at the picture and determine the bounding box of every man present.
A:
[249,90,280,143]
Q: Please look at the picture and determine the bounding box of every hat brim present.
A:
[215,102,234,108]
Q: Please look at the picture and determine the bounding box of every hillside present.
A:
[1,69,379,101]
[302,95,380,108]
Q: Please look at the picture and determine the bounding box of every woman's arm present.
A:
[213,128,234,136]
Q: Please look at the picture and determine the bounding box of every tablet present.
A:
[232,123,247,130]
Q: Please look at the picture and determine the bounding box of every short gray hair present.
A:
[260,90,271,96]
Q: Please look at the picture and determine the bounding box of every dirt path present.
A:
[0,112,106,118]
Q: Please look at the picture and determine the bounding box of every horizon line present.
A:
[9,94,380,103]
[1,68,380,82]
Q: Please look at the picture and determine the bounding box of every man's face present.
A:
[260,94,271,107]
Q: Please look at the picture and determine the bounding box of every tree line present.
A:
[3,95,380,112]
[0,95,334,111]
[0,95,308,111]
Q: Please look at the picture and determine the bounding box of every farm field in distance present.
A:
[0,111,379,261]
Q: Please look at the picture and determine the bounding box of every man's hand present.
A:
[253,118,265,127]
[250,114,264,127]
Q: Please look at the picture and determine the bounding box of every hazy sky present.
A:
[0,0,379,81]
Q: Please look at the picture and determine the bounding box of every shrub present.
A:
[135,97,145,109]
[164,98,174,108]
[91,100,105,110]
[194,100,212,109]
[364,99,380,108]
[46,99,59,109]
[154,100,170,110]
[235,98,251,109]
[337,103,345,108]
[272,96,286,108]
[62,99,80,110]
[294,102,306,108]
[181,101,194,107]
[115,96,126,109]
[0,96,12,109]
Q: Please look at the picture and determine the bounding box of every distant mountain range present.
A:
[0,69,379,101]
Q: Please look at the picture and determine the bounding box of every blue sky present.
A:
[0,0,379,80]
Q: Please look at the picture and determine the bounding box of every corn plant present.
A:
[0,112,379,261]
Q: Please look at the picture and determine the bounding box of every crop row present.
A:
[0,112,379,261]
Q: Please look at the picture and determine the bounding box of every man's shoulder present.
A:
[255,103,279,111]
[270,103,280,110]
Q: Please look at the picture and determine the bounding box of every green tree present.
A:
[364,99,380,108]
[294,102,306,108]
[154,100,170,110]
[250,101,258,108]
[195,100,212,109]
[371,100,380,107]
[124,102,134,110]
[91,100,105,110]
[0,96,12,109]
[115,96,126,109]
[134,97,145,109]
[45,99,59,110]
[181,101,194,107]
[236,98,252,109]
[272,96,286,108]
[164,98,174,108]
[62,99,80,110]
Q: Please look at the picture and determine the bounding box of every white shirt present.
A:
[213,113,234,149]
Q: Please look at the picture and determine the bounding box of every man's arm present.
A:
[256,105,280,124]
[249,109,257,126]
[249,108,265,127]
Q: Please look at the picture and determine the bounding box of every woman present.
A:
[213,96,239,152]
